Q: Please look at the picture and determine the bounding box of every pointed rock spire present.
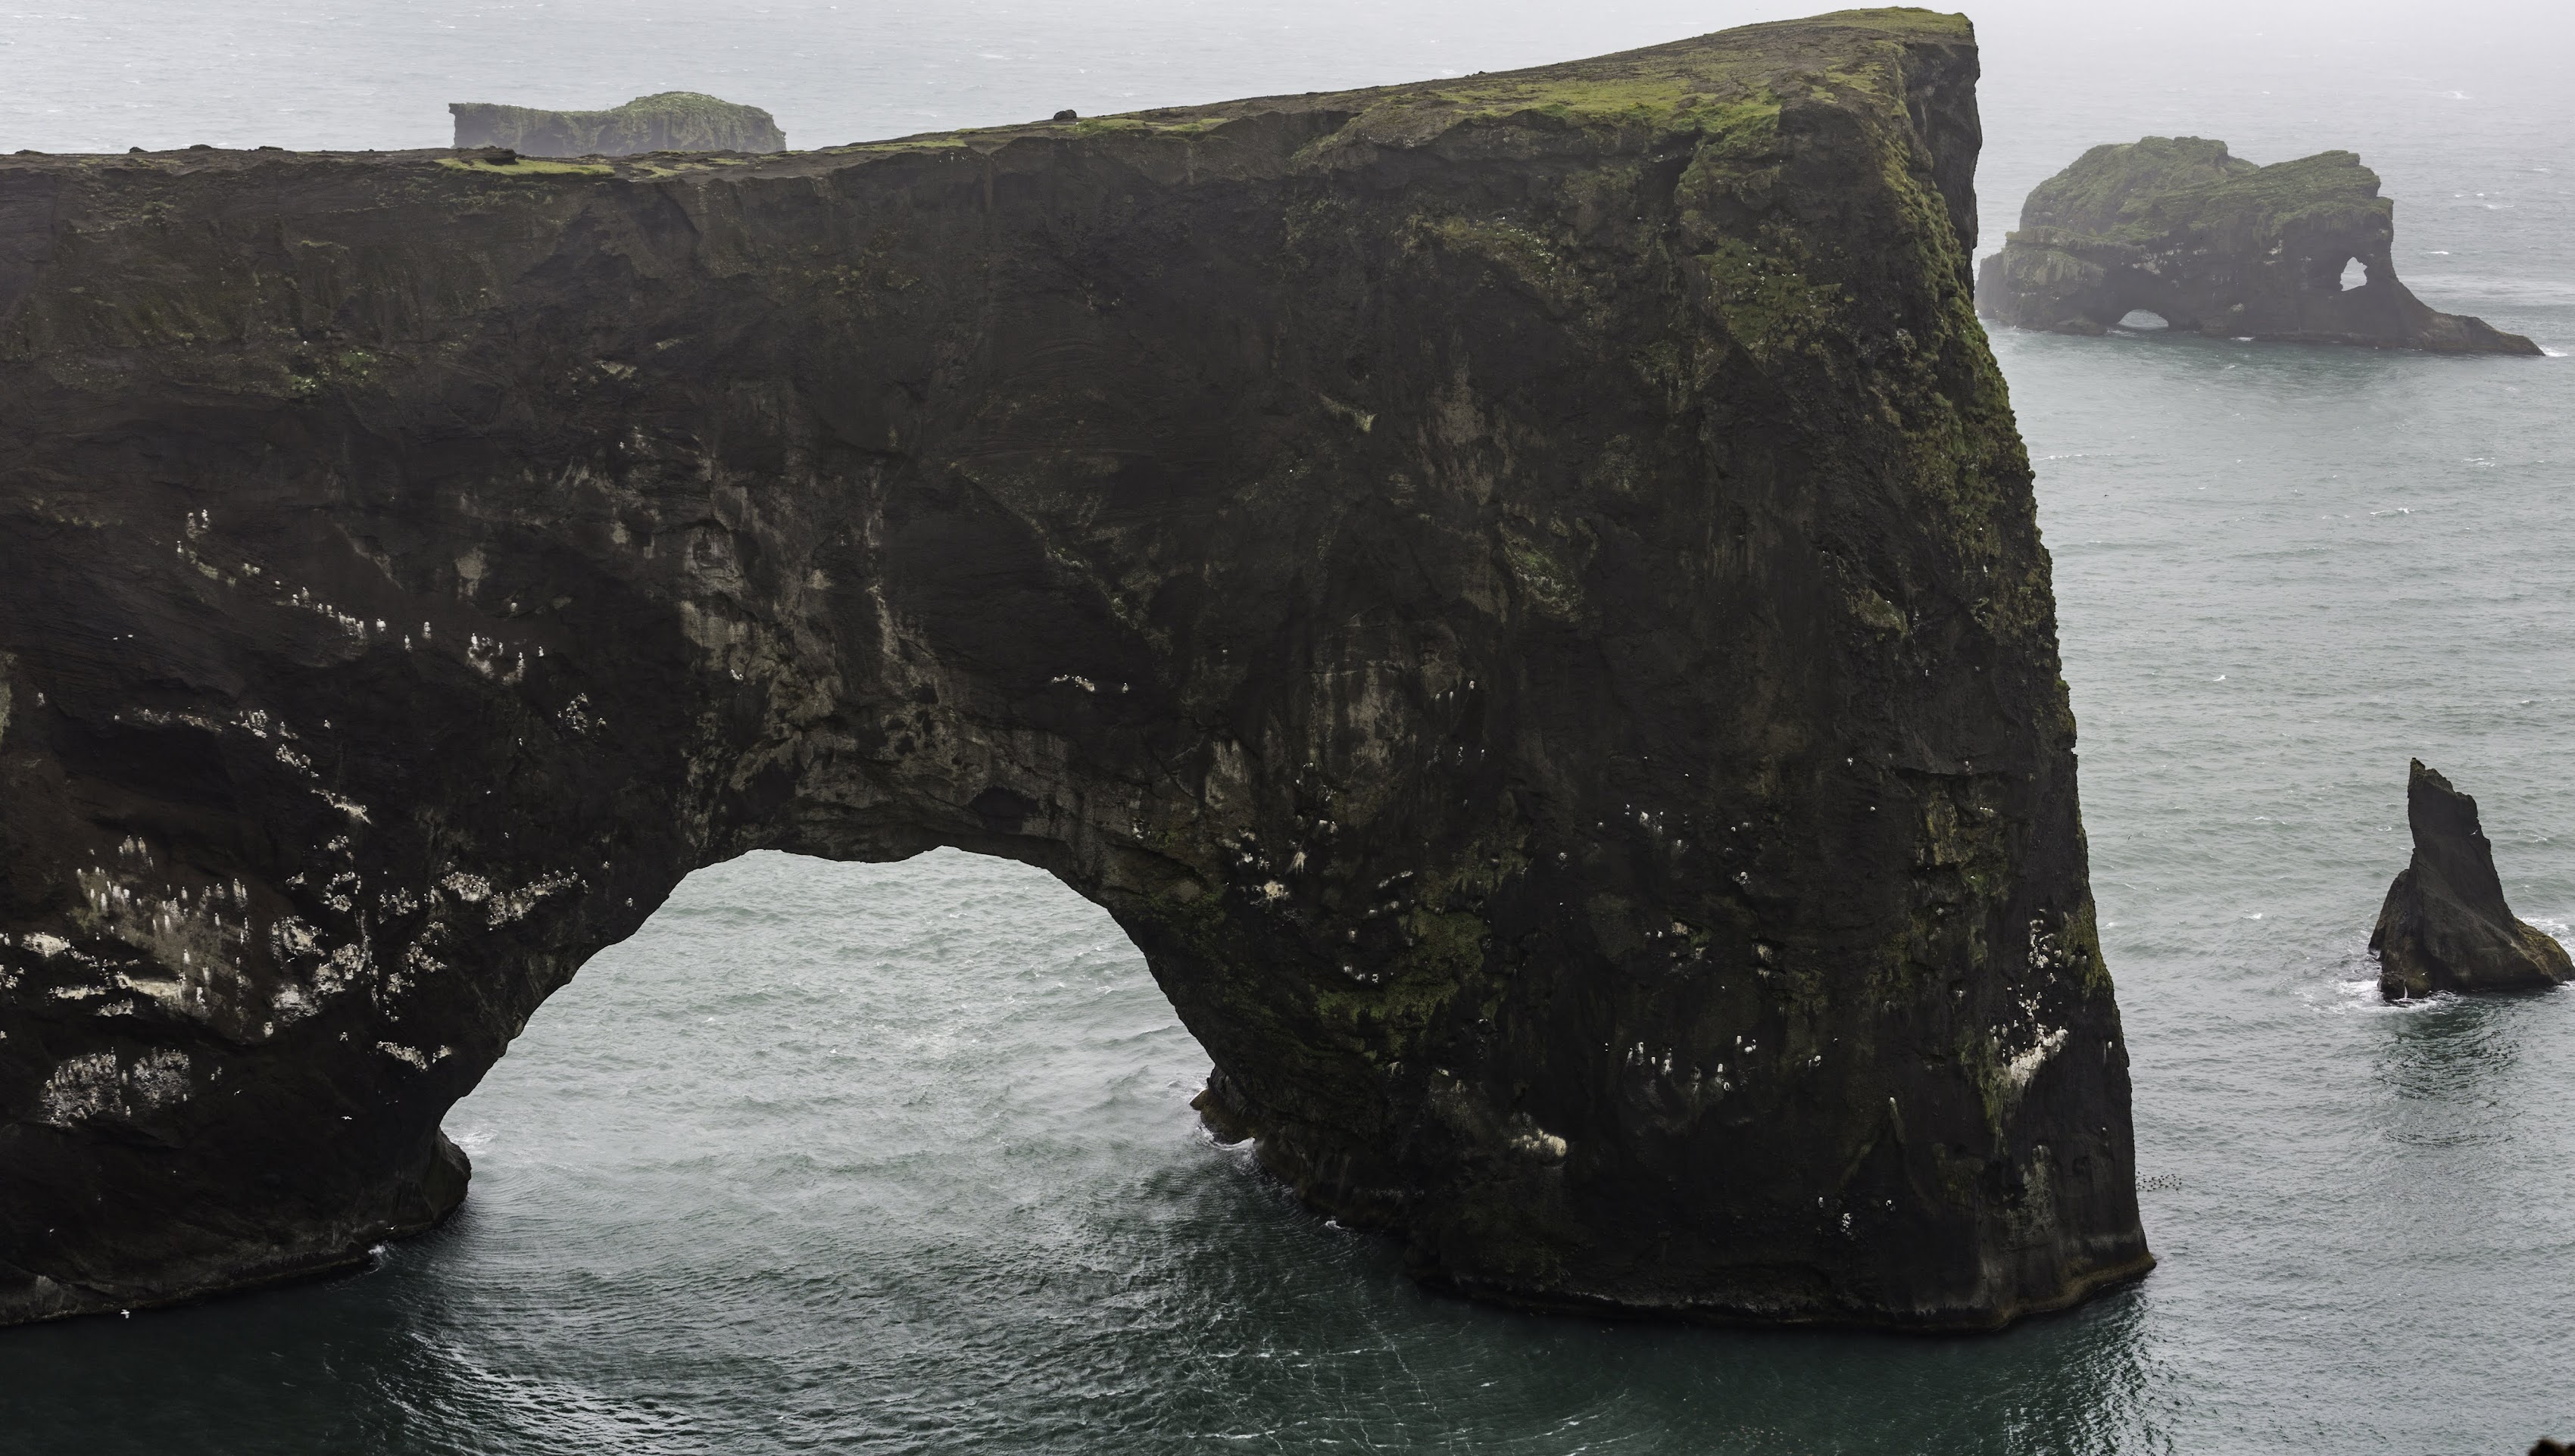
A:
[2371,759,2572,999]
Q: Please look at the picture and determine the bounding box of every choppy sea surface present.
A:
[5,2,2574,1451]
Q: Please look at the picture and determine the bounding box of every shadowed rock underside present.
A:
[0,8,2149,1330]
[2372,760,2573,999]
[450,92,786,157]
[1977,136,2539,354]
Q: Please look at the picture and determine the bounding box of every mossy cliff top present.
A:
[26,11,1977,210]
[1016,5,1970,139]
[0,11,2150,1333]
[283,11,1967,195]
[2013,136,2386,248]
[449,91,785,157]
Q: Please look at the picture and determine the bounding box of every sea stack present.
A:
[1977,137,2539,354]
[2371,760,2573,999]
[449,92,785,156]
[0,11,2151,1330]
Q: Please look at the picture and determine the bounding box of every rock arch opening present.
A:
[445,848,1225,1294]
[2118,309,2172,331]
[2339,257,2370,292]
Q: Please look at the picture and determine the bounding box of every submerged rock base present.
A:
[2373,760,2573,999]
[0,9,2149,1330]
[1978,136,2539,354]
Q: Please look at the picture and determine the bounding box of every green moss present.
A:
[1402,909,1487,982]
[1695,96,1784,157]
[1959,1026,2009,1136]
[435,157,613,178]
[1428,77,1721,128]
[1814,82,2058,644]
[1417,833,1531,907]
[816,136,971,161]
[2016,136,2389,248]
[799,8,1958,167]
[1931,1143,1987,1209]
[613,92,777,142]
[1410,213,1575,308]
[1697,236,1849,360]
[1309,825,1525,1049]
[2063,899,2112,998]
[1143,880,1232,958]
[1314,909,1487,1042]
[1368,9,1945,133]
[1822,6,1971,36]
[1847,585,1908,635]
[1500,527,1584,619]
[286,346,382,398]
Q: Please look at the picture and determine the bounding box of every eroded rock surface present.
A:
[2372,760,2572,999]
[0,9,2150,1330]
[1977,136,2539,354]
[451,92,785,156]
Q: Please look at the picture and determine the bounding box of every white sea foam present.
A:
[2311,971,2452,1016]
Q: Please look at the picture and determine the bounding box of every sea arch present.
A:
[0,11,2149,1330]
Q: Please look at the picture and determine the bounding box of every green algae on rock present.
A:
[1977,136,2539,354]
[0,8,2150,1331]
[450,91,785,156]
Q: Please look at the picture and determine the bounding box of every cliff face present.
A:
[0,8,2150,1330]
[450,92,786,156]
[1978,136,2540,354]
[2372,761,2574,999]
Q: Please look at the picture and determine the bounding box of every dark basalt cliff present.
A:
[0,8,2151,1330]
[1977,136,2540,354]
[451,92,786,157]
[2372,760,2573,999]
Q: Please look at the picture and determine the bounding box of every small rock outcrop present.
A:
[2371,760,2573,999]
[1977,136,2539,354]
[0,10,2150,1332]
[449,92,785,157]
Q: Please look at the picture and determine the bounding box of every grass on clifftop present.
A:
[2017,136,2387,243]
[422,8,1965,177]
[435,157,613,177]
[804,7,1963,157]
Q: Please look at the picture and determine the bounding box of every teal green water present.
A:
[5,2,2574,1451]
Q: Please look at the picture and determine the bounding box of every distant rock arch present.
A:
[1979,136,2537,353]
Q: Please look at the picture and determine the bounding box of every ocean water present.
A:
[5,2,2575,1451]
